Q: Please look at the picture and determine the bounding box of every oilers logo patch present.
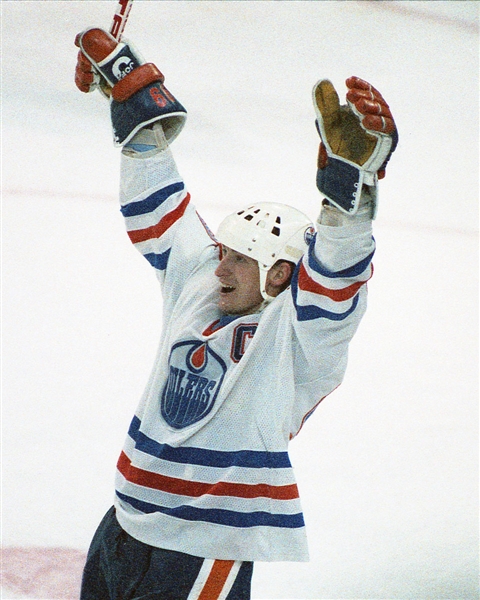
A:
[161,340,227,429]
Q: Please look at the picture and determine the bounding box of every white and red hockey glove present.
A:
[313,76,398,217]
[74,28,187,146]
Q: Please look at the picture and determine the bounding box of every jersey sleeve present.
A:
[288,219,374,438]
[118,147,217,303]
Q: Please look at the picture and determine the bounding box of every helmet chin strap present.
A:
[259,264,276,307]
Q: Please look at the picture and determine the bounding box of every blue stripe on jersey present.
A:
[290,267,360,322]
[120,182,185,217]
[144,249,171,270]
[307,237,375,279]
[128,416,292,469]
[116,491,305,529]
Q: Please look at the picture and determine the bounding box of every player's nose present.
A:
[214,257,230,278]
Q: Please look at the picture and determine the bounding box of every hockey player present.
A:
[75,28,397,600]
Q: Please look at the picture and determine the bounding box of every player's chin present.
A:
[217,293,245,316]
[218,296,261,317]
[218,297,237,315]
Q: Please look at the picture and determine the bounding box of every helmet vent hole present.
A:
[244,214,254,221]
[271,226,280,236]
[237,210,244,215]
[276,216,281,224]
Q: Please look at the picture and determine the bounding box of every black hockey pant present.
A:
[80,506,254,600]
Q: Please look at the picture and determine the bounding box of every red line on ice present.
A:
[1,547,86,599]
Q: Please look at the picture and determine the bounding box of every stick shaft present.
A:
[110,0,133,40]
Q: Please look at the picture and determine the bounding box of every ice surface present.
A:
[2,1,478,599]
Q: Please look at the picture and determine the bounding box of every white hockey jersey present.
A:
[113,147,375,562]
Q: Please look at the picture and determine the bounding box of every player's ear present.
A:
[274,261,293,285]
[266,261,294,295]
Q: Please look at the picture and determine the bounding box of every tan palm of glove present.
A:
[313,76,398,217]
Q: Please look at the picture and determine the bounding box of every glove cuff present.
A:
[318,185,376,226]
[110,82,187,146]
[316,156,378,215]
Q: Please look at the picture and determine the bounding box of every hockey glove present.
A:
[75,28,187,146]
[74,47,113,98]
[313,76,398,217]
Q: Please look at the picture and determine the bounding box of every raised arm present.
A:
[74,28,216,302]
[289,76,398,437]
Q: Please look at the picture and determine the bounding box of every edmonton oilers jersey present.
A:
[113,147,374,562]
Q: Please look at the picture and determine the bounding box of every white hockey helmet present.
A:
[216,202,315,301]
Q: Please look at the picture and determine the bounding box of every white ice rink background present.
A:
[2,1,478,598]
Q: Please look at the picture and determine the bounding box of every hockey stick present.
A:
[110,0,133,40]
[74,1,134,98]
[84,0,132,97]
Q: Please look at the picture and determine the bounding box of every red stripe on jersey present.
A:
[291,385,342,439]
[197,560,235,600]
[202,320,221,336]
[298,262,370,301]
[127,194,190,244]
[117,451,299,500]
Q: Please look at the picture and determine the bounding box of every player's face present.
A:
[214,247,263,315]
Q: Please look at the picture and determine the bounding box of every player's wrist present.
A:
[318,186,375,227]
